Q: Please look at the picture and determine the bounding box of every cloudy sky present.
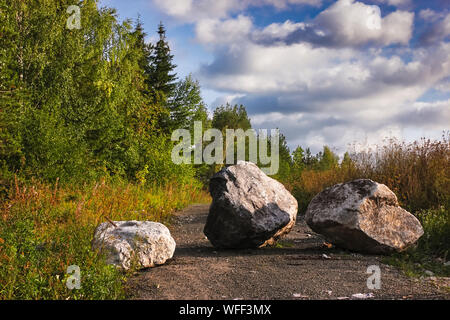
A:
[100,0,450,154]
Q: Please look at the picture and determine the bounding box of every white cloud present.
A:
[377,10,415,45]
[397,99,450,128]
[420,12,450,45]
[152,0,320,22]
[195,15,253,45]
[197,33,450,150]
[246,110,410,154]
[153,0,237,21]
[419,9,442,22]
[194,0,414,48]
[200,42,450,100]
[260,0,415,47]
[252,20,307,43]
[243,98,450,153]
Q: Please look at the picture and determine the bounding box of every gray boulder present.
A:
[204,161,298,249]
[305,179,424,254]
[92,220,176,270]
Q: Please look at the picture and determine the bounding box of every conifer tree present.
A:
[132,18,153,97]
[304,147,316,167]
[149,22,177,99]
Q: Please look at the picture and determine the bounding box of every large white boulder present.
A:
[204,161,298,249]
[92,220,176,270]
[305,179,424,254]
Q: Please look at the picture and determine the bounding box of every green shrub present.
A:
[416,206,450,256]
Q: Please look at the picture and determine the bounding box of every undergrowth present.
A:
[0,178,210,299]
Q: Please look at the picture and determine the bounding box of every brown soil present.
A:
[127,204,450,300]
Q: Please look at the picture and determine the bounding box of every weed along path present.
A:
[127,204,450,300]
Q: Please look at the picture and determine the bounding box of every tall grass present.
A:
[287,135,450,214]
[0,178,210,299]
[351,136,450,213]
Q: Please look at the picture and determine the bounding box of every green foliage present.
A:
[317,146,339,171]
[132,19,153,96]
[135,165,149,185]
[0,204,126,300]
[0,1,214,300]
[416,206,450,256]
[212,103,252,131]
[206,103,253,172]
[271,133,292,181]
[0,1,212,187]
[1,0,147,181]
[292,146,306,171]
[141,134,198,186]
[168,74,209,132]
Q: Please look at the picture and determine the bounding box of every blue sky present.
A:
[99,0,450,154]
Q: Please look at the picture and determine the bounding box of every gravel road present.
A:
[127,204,450,300]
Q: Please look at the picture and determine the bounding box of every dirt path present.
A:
[127,204,450,300]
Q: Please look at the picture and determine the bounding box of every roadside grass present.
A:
[270,240,295,249]
[383,252,450,278]
[0,177,210,300]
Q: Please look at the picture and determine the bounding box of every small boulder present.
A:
[204,161,298,249]
[92,220,176,270]
[305,179,424,254]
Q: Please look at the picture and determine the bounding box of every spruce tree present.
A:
[132,18,154,97]
[275,133,292,179]
[149,22,177,99]
[304,148,314,167]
